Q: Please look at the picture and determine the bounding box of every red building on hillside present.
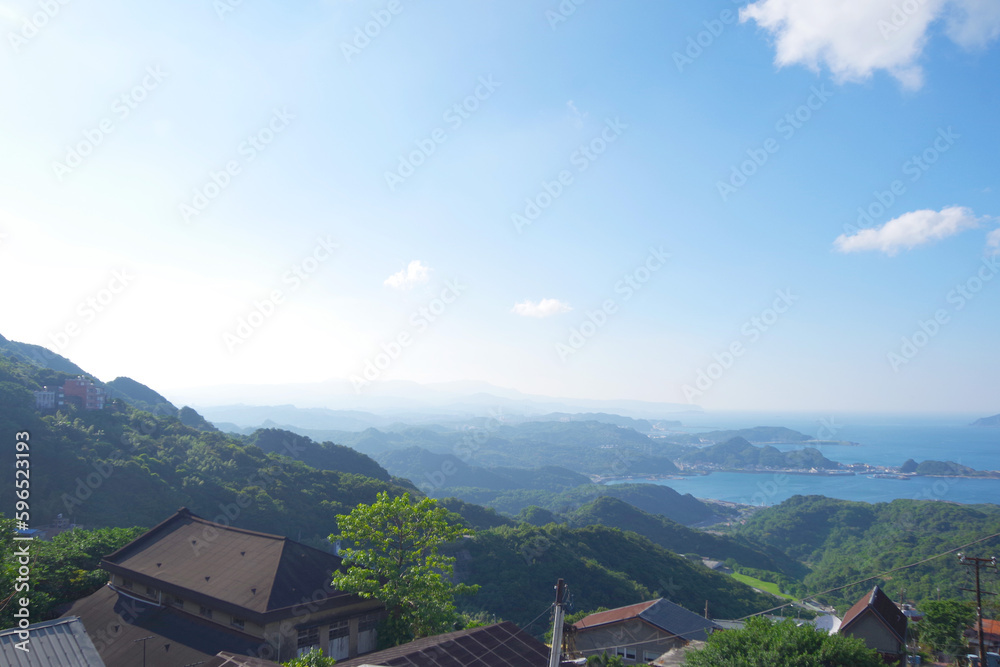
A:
[60,376,106,410]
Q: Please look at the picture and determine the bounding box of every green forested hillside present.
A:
[0,354,415,544]
[446,481,726,526]
[567,496,804,576]
[454,523,776,631]
[324,420,681,476]
[245,427,393,481]
[378,446,591,493]
[105,376,178,415]
[731,495,1000,609]
[677,437,839,469]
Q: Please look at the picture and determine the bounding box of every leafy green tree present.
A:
[919,599,975,658]
[282,647,336,666]
[330,492,479,647]
[0,524,145,629]
[683,616,884,667]
[586,652,625,667]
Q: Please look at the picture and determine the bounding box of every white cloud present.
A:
[384,260,431,290]
[511,298,572,318]
[834,206,982,255]
[987,228,1000,253]
[740,0,1000,89]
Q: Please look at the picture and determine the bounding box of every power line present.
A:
[738,531,1000,620]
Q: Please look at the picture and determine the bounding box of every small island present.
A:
[900,458,1000,478]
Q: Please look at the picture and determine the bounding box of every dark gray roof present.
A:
[62,585,268,667]
[335,621,551,667]
[0,616,106,667]
[639,599,719,642]
[574,598,718,642]
[840,585,907,644]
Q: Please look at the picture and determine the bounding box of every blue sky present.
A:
[1,0,998,412]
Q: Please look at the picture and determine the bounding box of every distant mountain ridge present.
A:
[664,426,813,445]
[0,332,87,375]
[173,378,702,420]
[972,413,1000,427]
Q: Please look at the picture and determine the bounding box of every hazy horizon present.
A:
[3,2,999,414]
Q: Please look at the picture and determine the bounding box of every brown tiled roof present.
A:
[572,598,718,642]
[840,586,907,644]
[572,600,659,629]
[983,619,1000,637]
[334,622,551,667]
[101,507,357,620]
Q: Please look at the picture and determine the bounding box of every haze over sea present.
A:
[631,412,1000,507]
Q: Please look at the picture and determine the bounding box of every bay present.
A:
[631,412,1000,506]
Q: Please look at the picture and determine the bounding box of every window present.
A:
[199,606,213,619]
[121,578,133,590]
[614,647,636,661]
[298,627,320,649]
[644,650,661,662]
[328,621,349,660]
[145,586,157,599]
[231,617,246,631]
[358,614,379,654]
[168,595,183,609]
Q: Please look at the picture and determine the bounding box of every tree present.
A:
[330,491,479,647]
[683,616,884,667]
[282,648,336,667]
[586,652,625,667]
[919,598,975,658]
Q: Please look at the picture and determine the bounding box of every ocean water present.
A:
[630,412,1000,506]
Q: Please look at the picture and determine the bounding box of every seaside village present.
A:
[4,501,995,667]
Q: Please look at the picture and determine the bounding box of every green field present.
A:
[731,573,795,600]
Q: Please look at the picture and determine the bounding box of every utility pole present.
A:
[133,635,154,667]
[549,579,566,667]
[959,553,997,667]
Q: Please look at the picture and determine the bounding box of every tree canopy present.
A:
[683,616,884,667]
[918,599,975,658]
[330,491,479,647]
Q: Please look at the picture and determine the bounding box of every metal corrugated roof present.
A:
[0,616,106,667]
[335,622,551,667]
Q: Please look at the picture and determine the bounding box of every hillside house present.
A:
[62,376,107,410]
[34,376,107,411]
[62,507,384,666]
[966,619,1000,656]
[838,585,907,666]
[569,598,719,664]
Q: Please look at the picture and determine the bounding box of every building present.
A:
[62,507,384,666]
[61,376,106,410]
[569,598,719,664]
[334,621,553,667]
[838,586,907,666]
[0,616,106,667]
[966,619,1000,656]
[32,385,63,410]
